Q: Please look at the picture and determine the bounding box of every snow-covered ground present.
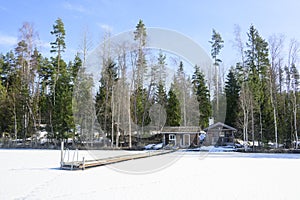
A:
[0,149,299,200]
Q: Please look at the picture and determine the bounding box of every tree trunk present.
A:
[13,95,17,141]
[111,86,114,148]
[251,99,255,151]
[259,107,263,147]
[128,89,132,148]
[269,77,278,148]
[293,92,298,149]
[215,62,219,114]
[116,83,121,148]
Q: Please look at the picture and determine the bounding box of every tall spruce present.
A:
[174,61,188,126]
[133,19,147,88]
[95,59,118,137]
[166,84,181,126]
[245,25,270,146]
[224,67,240,127]
[132,20,150,135]
[192,65,211,129]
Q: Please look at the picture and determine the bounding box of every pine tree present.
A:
[50,18,66,56]
[209,29,224,117]
[50,18,66,106]
[15,40,30,140]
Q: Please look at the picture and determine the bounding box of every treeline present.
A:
[80,20,212,147]
[0,18,82,145]
[0,18,299,148]
[0,18,211,147]
[224,25,300,148]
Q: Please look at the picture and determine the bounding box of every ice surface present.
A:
[0,149,299,200]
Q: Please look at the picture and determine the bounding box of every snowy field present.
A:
[1,149,300,200]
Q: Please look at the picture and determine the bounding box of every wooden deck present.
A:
[60,150,175,170]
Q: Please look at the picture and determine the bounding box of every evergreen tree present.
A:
[132,19,150,135]
[50,18,66,106]
[192,65,211,129]
[50,18,66,56]
[173,61,189,126]
[14,40,31,140]
[151,82,168,131]
[0,54,10,135]
[37,56,53,131]
[48,18,69,142]
[224,67,240,127]
[155,83,167,107]
[157,51,167,85]
[52,60,74,141]
[69,53,81,83]
[95,59,118,135]
[130,86,151,126]
[245,25,271,145]
[133,19,147,88]
[166,84,181,126]
[73,62,94,142]
[209,29,224,117]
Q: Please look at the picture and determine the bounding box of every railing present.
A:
[60,141,80,170]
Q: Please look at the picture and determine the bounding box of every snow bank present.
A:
[0,149,299,200]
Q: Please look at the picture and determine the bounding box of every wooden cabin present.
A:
[160,126,201,148]
[203,122,236,146]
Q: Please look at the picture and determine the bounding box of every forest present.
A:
[0,18,299,149]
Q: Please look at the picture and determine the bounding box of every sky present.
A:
[1,0,300,71]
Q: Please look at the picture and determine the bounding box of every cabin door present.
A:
[183,134,190,147]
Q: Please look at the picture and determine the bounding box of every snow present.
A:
[186,145,237,152]
[1,149,300,200]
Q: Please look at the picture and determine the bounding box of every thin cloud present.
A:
[0,34,17,46]
[97,23,113,32]
[62,2,88,13]
[38,40,51,49]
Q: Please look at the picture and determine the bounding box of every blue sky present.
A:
[1,0,300,69]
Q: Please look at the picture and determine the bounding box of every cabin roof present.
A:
[160,126,200,134]
[203,122,237,132]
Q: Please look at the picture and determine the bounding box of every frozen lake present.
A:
[0,149,299,200]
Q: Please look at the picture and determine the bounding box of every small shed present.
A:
[203,122,236,146]
[160,126,201,148]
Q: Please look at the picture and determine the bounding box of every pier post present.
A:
[60,141,64,168]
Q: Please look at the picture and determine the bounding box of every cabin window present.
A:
[169,134,176,141]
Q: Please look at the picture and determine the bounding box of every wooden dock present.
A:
[60,150,175,170]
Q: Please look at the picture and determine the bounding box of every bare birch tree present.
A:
[288,39,300,148]
[233,25,249,150]
[268,34,284,148]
